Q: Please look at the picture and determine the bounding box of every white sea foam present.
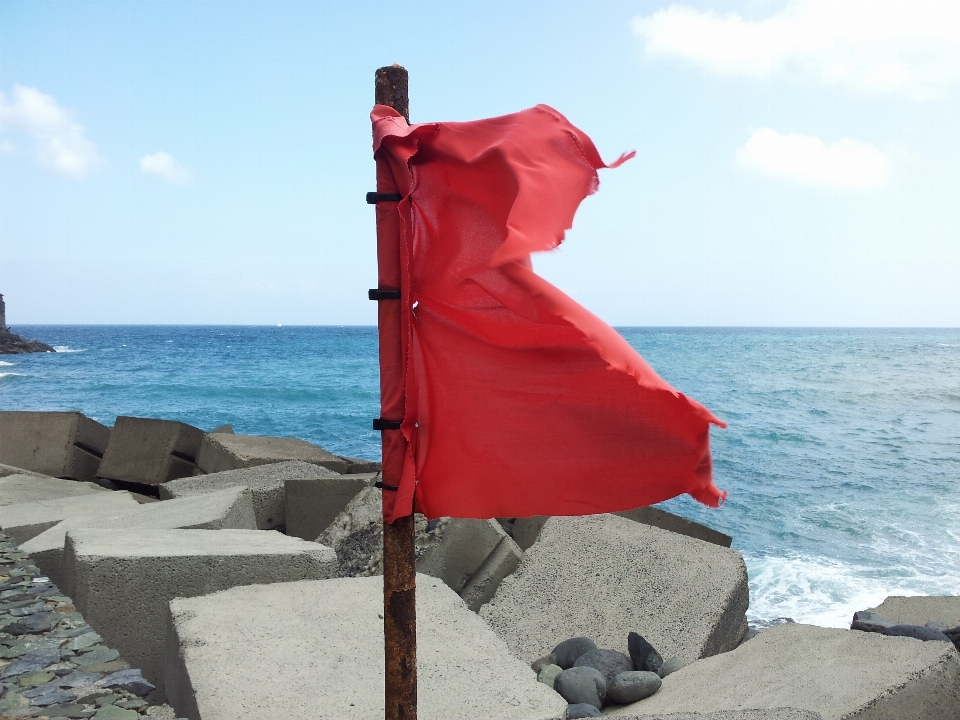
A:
[0,372,25,379]
[745,552,960,628]
[52,346,83,353]
[0,360,14,366]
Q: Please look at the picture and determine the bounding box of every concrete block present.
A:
[196,433,349,475]
[498,516,550,551]
[866,595,960,629]
[617,506,732,548]
[418,518,523,611]
[163,574,567,720]
[97,416,203,486]
[0,474,106,507]
[21,486,256,586]
[610,712,822,720]
[160,460,339,531]
[62,528,337,701]
[334,455,382,474]
[284,473,377,541]
[0,411,110,482]
[0,491,140,544]
[605,623,960,719]
[480,515,749,664]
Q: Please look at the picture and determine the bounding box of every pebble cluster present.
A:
[531,632,687,719]
[0,533,181,720]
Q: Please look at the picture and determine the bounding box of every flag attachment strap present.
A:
[366,192,403,204]
[373,418,402,430]
[375,481,400,491]
[369,289,402,300]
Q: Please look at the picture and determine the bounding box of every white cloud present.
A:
[0,84,101,176]
[633,2,960,100]
[736,128,891,189]
[140,151,192,185]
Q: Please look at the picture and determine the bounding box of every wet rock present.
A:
[536,663,563,689]
[627,631,664,676]
[851,610,896,633]
[102,668,155,697]
[567,703,602,718]
[554,666,605,709]
[881,624,952,642]
[606,670,661,704]
[552,637,597,669]
[573,647,633,686]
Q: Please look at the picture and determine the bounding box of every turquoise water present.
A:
[3,325,959,627]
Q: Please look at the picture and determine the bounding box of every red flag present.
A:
[373,104,726,523]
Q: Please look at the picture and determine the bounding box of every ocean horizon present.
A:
[3,324,958,630]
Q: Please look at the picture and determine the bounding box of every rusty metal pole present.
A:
[374,64,417,720]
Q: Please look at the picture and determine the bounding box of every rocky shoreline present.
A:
[0,333,54,356]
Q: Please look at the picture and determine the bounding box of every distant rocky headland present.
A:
[0,294,54,354]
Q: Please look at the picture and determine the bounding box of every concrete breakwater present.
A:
[0,410,958,719]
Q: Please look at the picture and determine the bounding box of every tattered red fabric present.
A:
[372,104,726,523]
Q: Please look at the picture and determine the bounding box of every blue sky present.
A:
[2,0,959,326]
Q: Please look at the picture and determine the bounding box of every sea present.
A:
[2,325,958,629]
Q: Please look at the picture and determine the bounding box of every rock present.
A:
[0,331,54,354]
[552,637,597,669]
[101,669,156,697]
[554,666,606,709]
[660,656,688,677]
[31,689,79,706]
[606,670,661,704]
[573,648,633,687]
[79,660,129,674]
[925,620,950,633]
[868,595,960,629]
[567,703,602,718]
[881,624,953,642]
[536,664,563,689]
[74,646,120,667]
[67,631,102,651]
[1,647,60,678]
[850,610,895,633]
[18,670,55,687]
[58,670,103,687]
[93,705,141,720]
[628,631,664,676]
[531,653,558,674]
[4,610,62,634]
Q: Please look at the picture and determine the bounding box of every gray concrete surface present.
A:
[609,713,822,720]
[20,486,256,586]
[0,473,106,507]
[0,491,140,544]
[284,473,377,540]
[867,596,960,628]
[160,460,339,530]
[617,506,732,548]
[97,416,204,486]
[480,515,749,663]
[333,455,381,474]
[605,623,960,719]
[62,527,337,701]
[0,411,110,482]
[0,463,49,479]
[196,433,349,474]
[163,574,567,720]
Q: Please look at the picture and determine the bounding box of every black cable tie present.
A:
[373,418,402,431]
[375,481,399,491]
[368,289,401,301]
[366,192,403,204]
